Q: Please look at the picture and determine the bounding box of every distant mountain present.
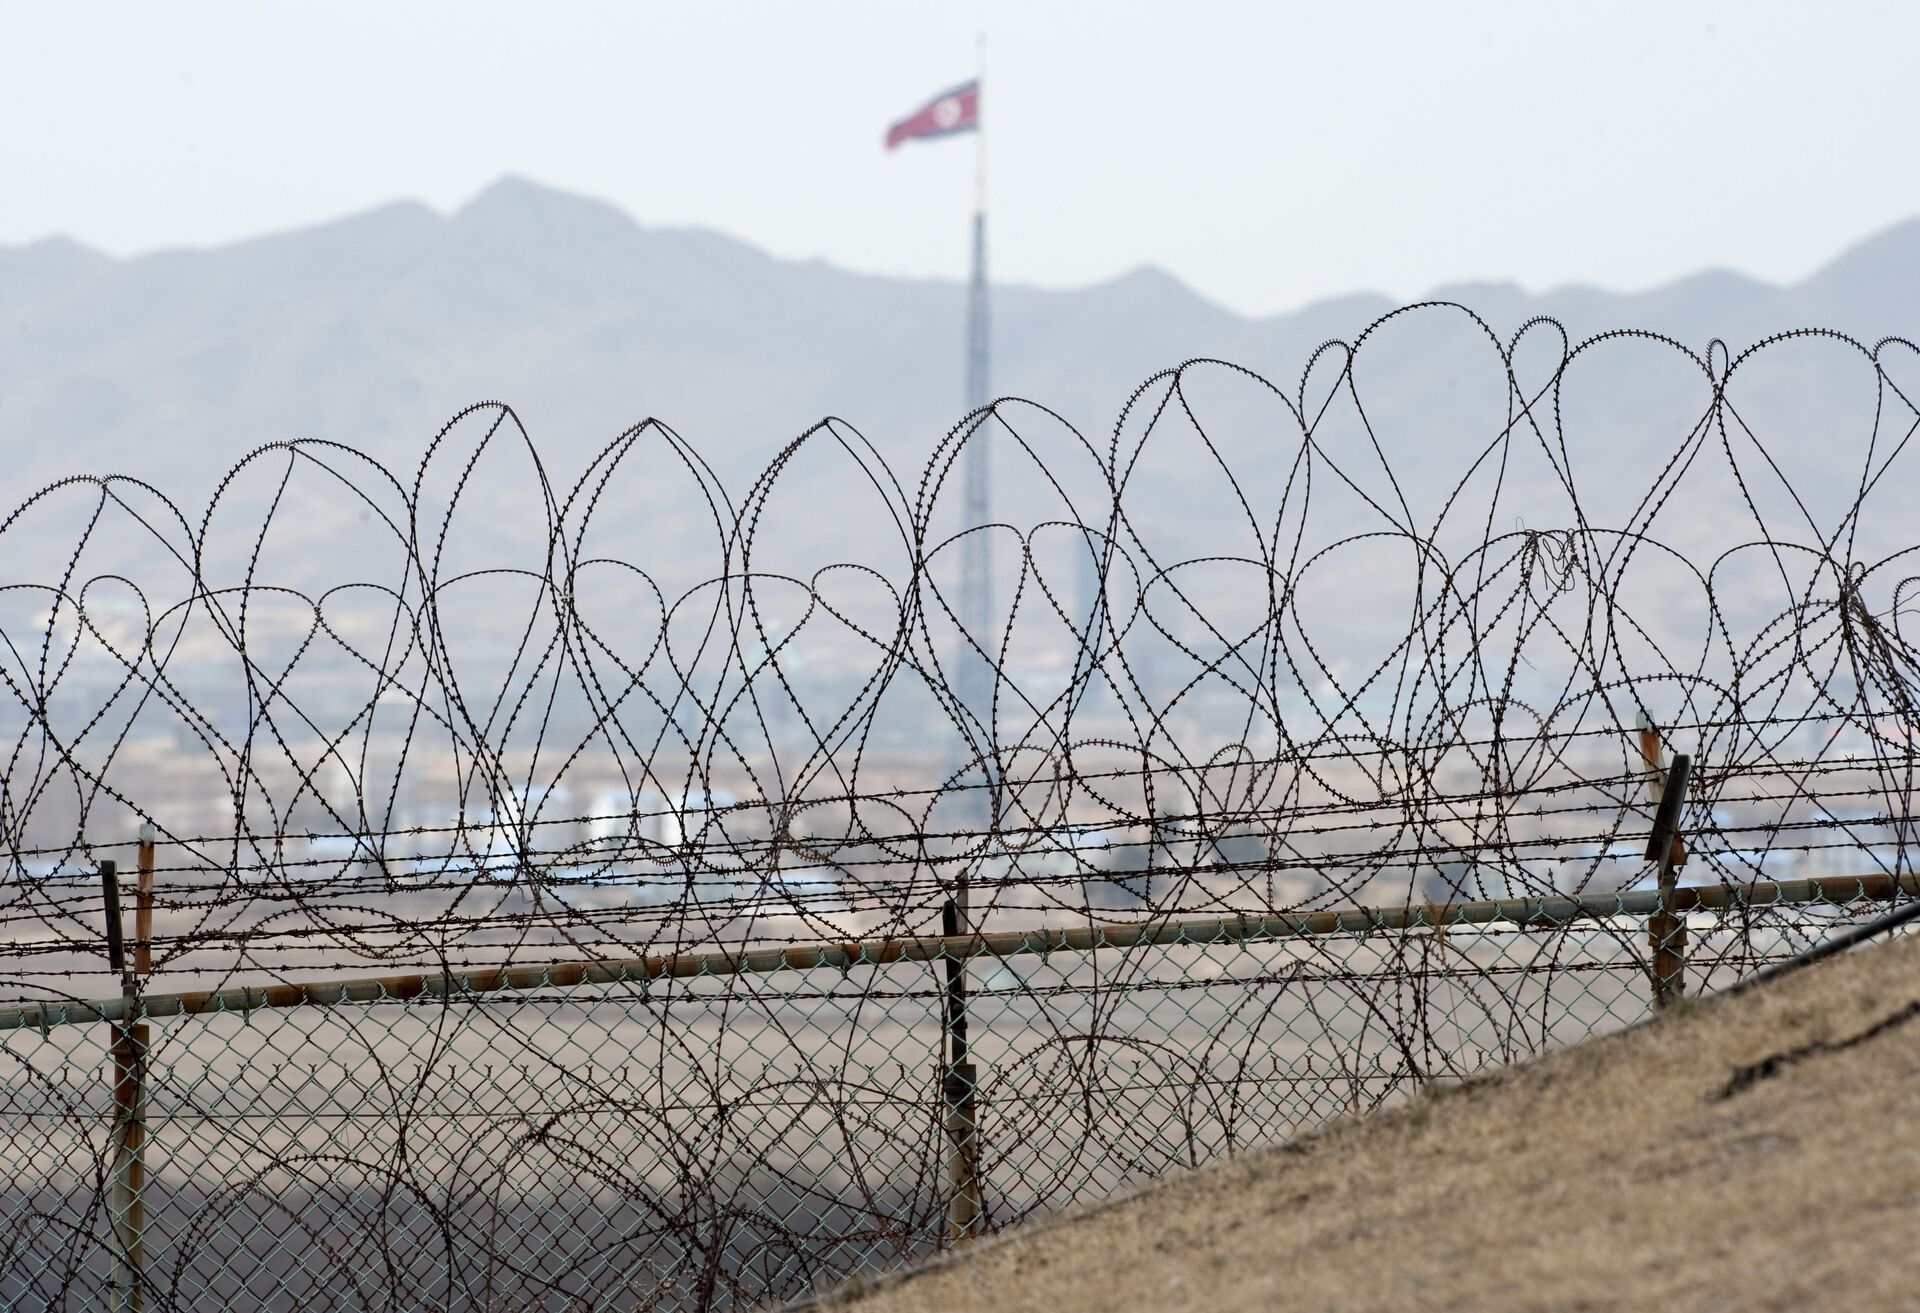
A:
[8,175,1917,504]
[4,176,1918,681]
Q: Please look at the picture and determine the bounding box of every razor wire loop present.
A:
[0,308,1919,1307]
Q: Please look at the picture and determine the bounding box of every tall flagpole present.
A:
[959,34,992,782]
[966,35,989,409]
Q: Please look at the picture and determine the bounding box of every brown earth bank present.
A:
[805,934,1920,1312]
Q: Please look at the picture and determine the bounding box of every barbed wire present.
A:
[3,306,1920,1308]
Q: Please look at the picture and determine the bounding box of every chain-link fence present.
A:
[2,869,1911,1311]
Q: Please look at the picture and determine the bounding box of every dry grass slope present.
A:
[817,935,1920,1312]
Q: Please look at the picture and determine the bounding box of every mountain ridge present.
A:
[25,174,1919,326]
[3,176,1917,508]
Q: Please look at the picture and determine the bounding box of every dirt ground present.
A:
[813,934,1920,1312]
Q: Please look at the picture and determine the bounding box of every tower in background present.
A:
[956,167,993,767]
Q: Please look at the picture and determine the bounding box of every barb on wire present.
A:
[2,307,1919,1309]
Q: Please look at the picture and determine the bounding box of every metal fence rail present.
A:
[8,871,1915,1032]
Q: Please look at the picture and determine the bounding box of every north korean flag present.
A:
[884,80,980,150]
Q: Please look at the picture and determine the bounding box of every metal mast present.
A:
[957,45,993,773]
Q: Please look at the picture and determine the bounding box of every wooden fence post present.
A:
[940,898,982,1242]
[134,824,155,977]
[1642,743,1692,1011]
[100,858,148,1313]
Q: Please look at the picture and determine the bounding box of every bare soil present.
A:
[819,933,1920,1312]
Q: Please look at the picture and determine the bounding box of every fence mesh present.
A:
[0,886,1908,1311]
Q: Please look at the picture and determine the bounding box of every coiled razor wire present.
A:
[1,306,1919,1308]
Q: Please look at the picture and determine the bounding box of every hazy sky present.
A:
[5,0,1913,316]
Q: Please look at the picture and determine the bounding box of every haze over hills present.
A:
[3,174,1919,884]
[4,174,1918,504]
[3,176,1917,768]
